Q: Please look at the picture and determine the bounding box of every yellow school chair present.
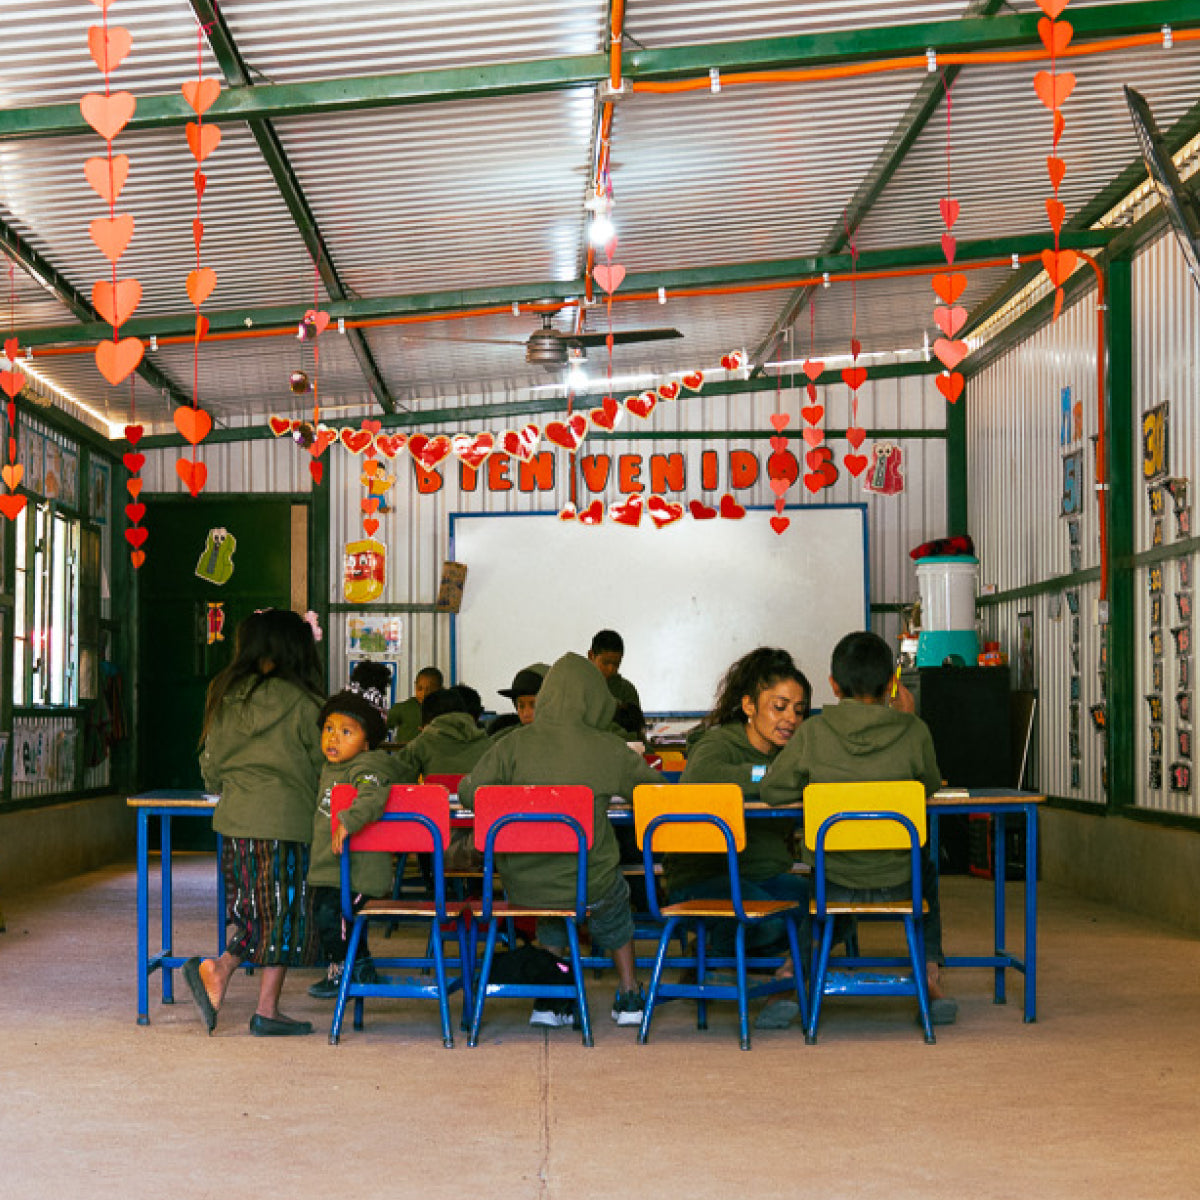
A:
[802,781,935,1044]
[633,783,808,1051]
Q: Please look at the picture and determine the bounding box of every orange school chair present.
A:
[465,786,595,1047]
[802,781,935,1045]
[632,783,808,1051]
[328,784,473,1049]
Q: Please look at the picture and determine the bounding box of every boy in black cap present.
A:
[488,663,549,738]
[306,661,409,999]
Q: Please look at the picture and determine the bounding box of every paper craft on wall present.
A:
[206,601,225,644]
[344,537,386,604]
[195,527,236,585]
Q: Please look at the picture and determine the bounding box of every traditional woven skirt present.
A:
[221,836,320,967]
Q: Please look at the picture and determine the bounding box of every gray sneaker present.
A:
[611,984,646,1026]
[530,1000,576,1028]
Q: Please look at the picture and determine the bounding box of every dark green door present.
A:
[137,498,302,814]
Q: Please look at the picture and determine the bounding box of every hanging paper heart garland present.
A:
[176,28,220,498]
[798,302,836,497]
[0,323,28,521]
[357,418,383,538]
[1035,0,1076,320]
[933,77,968,405]
[841,229,868,478]
[82,0,146,564]
[298,303,332,484]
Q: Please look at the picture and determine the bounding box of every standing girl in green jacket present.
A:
[183,609,326,1037]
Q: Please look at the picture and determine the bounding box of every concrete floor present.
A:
[1,857,1198,1200]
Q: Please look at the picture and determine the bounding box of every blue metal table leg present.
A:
[136,810,150,1025]
[161,814,175,1004]
[994,812,1007,1005]
[1024,804,1038,1022]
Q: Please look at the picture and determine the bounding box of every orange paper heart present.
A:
[936,373,965,404]
[1033,70,1076,113]
[181,78,221,115]
[1045,197,1066,235]
[803,428,824,448]
[95,336,144,386]
[1041,248,1078,286]
[84,154,130,205]
[1038,16,1073,55]
[932,338,969,371]
[1053,110,1066,148]
[186,267,217,307]
[80,91,136,142]
[941,233,957,264]
[130,549,146,568]
[2,463,23,490]
[932,272,968,304]
[186,121,222,163]
[769,412,790,432]
[89,213,135,264]
[0,492,28,520]
[800,405,824,425]
[592,264,625,294]
[1036,0,1069,21]
[361,495,381,514]
[92,278,142,327]
[175,458,207,497]
[802,359,824,383]
[88,24,132,73]
[0,370,25,400]
[304,309,331,336]
[845,426,867,450]
[841,366,868,391]
[174,406,212,445]
[363,517,380,537]
[1047,156,1067,190]
[126,477,143,499]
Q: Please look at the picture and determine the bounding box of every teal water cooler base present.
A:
[916,629,979,667]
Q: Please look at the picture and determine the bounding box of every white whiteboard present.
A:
[450,506,869,714]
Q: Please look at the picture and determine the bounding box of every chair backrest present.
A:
[471,785,595,854]
[642,751,664,771]
[331,783,451,853]
[632,783,746,854]
[423,773,464,795]
[802,781,927,852]
[657,751,687,772]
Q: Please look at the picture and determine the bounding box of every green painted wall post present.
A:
[946,383,969,535]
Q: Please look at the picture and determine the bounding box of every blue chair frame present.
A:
[467,799,594,1047]
[329,791,473,1049]
[637,810,809,1051]
[806,809,935,1045]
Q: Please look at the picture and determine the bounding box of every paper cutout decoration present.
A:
[435,561,468,613]
[1,328,28,521]
[1035,0,1076,319]
[344,537,387,604]
[206,601,226,645]
[195,527,236,585]
[863,442,905,495]
[933,77,968,404]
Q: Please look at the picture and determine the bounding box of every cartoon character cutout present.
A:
[344,538,387,604]
[206,602,226,645]
[863,442,904,496]
[196,527,237,585]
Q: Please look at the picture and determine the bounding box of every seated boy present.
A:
[587,629,641,711]
[487,663,548,739]
[459,652,663,1028]
[760,630,957,1025]
[386,665,443,745]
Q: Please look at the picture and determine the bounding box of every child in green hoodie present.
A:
[459,652,664,1027]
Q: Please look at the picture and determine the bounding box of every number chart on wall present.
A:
[450,506,869,715]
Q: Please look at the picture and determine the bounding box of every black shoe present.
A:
[308,963,344,1000]
[249,1013,313,1037]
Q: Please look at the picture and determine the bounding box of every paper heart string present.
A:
[173,405,212,445]
[375,432,407,458]
[592,264,625,294]
[80,91,136,141]
[936,373,965,404]
[87,24,132,73]
[363,517,380,537]
[803,428,824,448]
[451,432,495,470]
[657,381,680,402]
[802,359,824,383]
[940,234,957,264]
[407,433,452,470]
[1036,0,1069,17]
[769,436,788,453]
[932,273,968,304]
[845,426,867,450]
[932,338,969,371]
[624,391,657,420]
[89,214,135,264]
[186,267,217,307]
[1038,16,1073,54]
[1046,156,1067,190]
[268,415,294,437]
[0,370,25,400]
[500,425,540,461]
[769,412,790,432]
[185,121,222,163]
[304,309,331,336]
[578,499,604,526]
[841,366,867,391]
[688,499,717,521]
[609,495,644,527]
[124,501,146,524]
[681,370,705,391]
[1033,71,1076,112]
[84,155,129,204]
[933,305,968,338]
[718,494,746,520]
[544,413,589,452]
[182,78,221,115]
[770,515,790,535]
[2,463,23,490]
[339,427,373,454]
[96,336,144,386]
[91,278,142,327]
[843,453,868,477]
[126,476,143,499]
[361,419,382,435]
[646,496,684,529]
[1041,248,1078,287]
[938,198,960,229]
[1046,197,1066,235]
[589,396,619,430]
[124,525,149,549]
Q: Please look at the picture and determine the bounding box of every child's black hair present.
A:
[830,631,894,700]
[454,684,484,723]
[421,686,469,726]
[704,647,810,729]
[319,661,391,748]
[589,629,625,657]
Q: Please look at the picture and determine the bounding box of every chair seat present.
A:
[360,898,469,919]
[463,899,578,919]
[661,898,798,920]
[810,899,930,916]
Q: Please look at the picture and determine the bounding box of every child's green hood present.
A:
[533,652,616,731]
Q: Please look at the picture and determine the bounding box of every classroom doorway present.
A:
[136,497,308,842]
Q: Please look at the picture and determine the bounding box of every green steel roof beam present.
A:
[188,0,397,413]
[16,229,1116,350]
[2,1,1199,139]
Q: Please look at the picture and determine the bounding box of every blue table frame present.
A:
[128,790,225,1025]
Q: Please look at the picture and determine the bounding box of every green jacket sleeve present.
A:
[681,731,761,797]
[338,763,393,835]
[457,738,510,806]
[759,736,807,806]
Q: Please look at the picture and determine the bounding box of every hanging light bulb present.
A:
[589,214,615,246]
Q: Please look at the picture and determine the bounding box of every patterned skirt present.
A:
[221,836,320,967]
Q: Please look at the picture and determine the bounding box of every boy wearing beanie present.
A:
[307,662,413,999]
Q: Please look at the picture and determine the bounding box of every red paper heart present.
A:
[1036,0,1069,18]
[845,426,867,450]
[803,472,826,494]
[1046,197,1066,235]
[941,233,957,264]
[192,219,205,252]
[609,495,644,527]
[1034,70,1076,113]
[850,338,862,360]
[805,382,818,402]
[803,428,824,448]
[185,121,222,163]
[176,458,207,496]
[806,448,834,471]
[625,391,657,420]
[96,336,144,386]
[769,412,790,432]
[88,23,132,73]
[174,406,212,445]
[802,359,824,383]
[408,433,452,470]
[689,499,717,521]
[589,396,619,430]
[124,502,145,524]
[304,309,331,336]
[545,413,589,452]
[340,427,373,454]
[451,432,495,470]
[3,337,17,361]
[186,267,217,307]
[363,517,380,537]
[932,338,968,371]
[89,214,135,264]
[1038,16,1074,55]
[124,525,149,549]
[932,272,968,304]
[362,458,380,476]
[84,154,129,205]
[361,419,382,435]
[0,370,25,400]
[719,494,746,520]
[936,372,965,404]
[768,476,790,497]
[92,278,142,327]
[309,460,324,485]
[933,305,968,338]
[126,477,143,499]
[647,496,684,529]
[182,77,221,116]
[1047,156,1067,190]
[0,492,28,520]
[579,499,604,526]
[1041,248,1078,286]
[375,432,407,458]
[268,415,293,437]
[939,198,960,229]
[592,264,625,294]
[194,169,207,202]
[681,370,705,391]
[657,381,681,402]
[558,504,577,522]
[1053,110,1066,148]
[770,515,790,535]
[800,405,824,425]
[720,351,745,371]
[80,91,136,141]
[841,366,867,391]
[500,425,540,461]
[769,436,788,453]
[310,426,337,457]
[843,453,868,477]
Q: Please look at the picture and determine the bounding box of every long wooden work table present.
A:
[127,787,1045,1026]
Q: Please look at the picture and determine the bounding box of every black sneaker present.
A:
[611,984,646,1026]
[530,1000,576,1028]
[308,963,344,999]
[351,957,380,986]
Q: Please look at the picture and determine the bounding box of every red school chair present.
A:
[327,784,473,1049]
[464,786,595,1047]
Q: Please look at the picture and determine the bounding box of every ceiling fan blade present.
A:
[570,328,683,348]
[399,334,526,346]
